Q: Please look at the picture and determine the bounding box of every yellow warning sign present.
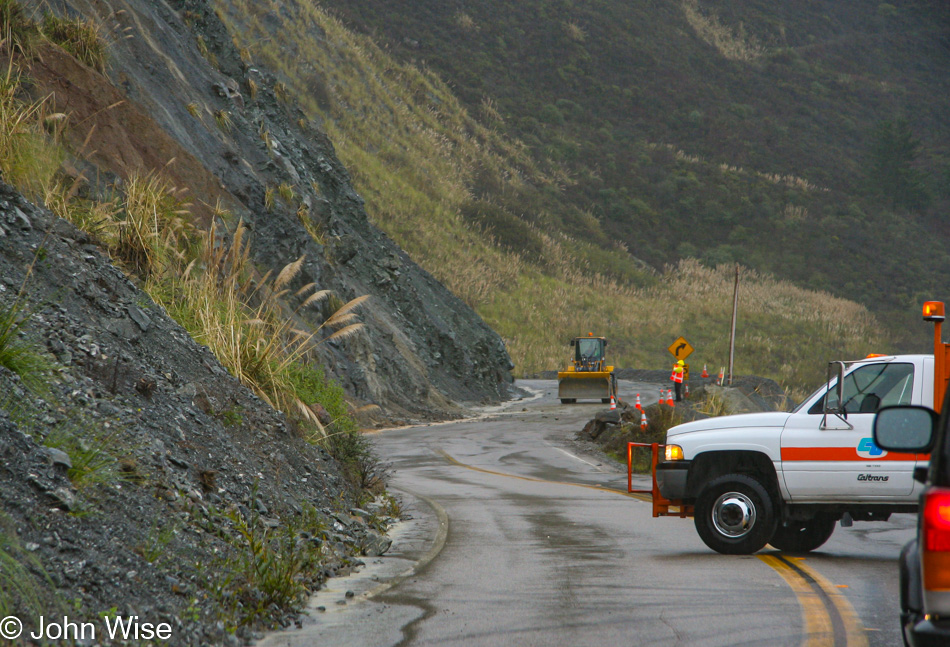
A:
[667,337,694,360]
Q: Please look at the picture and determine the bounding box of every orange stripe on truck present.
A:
[781,447,922,462]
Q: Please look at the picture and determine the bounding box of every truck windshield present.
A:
[806,362,915,415]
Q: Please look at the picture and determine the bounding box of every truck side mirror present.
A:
[570,339,575,347]
[873,405,937,453]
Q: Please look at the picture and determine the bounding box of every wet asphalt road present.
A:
[262,379,915,647]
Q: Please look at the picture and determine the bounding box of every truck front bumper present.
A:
[656,460,690,500]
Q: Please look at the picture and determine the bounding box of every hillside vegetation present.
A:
[327,0,950,314]
[0,1,408,635]
[210,0,901,390]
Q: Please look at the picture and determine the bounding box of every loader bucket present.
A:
[557,371,612,402]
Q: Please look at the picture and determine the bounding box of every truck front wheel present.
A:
[694,474,777,555]
[769,516,836,553]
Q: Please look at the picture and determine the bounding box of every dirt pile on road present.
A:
[578,375,789,463]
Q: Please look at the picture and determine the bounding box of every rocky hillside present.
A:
[24,0,513,418]
[0,186,393,642]
[0,0,523,642]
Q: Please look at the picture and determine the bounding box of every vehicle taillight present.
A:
[922,488,950,591]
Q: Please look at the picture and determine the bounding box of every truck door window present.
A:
[808,363,914,415]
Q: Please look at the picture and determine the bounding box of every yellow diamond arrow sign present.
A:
[667,337,694,360]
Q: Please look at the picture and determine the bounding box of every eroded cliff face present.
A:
[25,0,513,418]
[0,182,393,642]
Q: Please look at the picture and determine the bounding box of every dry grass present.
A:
[114,172,193,278]
[277,182,294,202]
[196,33,218,68]
[454,11,476,32]
[40,12,107,73]
[211,0,885,393]
[681,0,766,62]
[213,108,232,134]
[44,175,118,240]
[565,21,586,43]
[264,185,275,211]
[0,63,64,202]
[149,221,366,437]
[482,259,883,390]
[650,142,828,192]
[0,8,362,453]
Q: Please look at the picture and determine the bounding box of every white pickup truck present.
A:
[655,354,929,554]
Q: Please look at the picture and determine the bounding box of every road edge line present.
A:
[359,486,449,601]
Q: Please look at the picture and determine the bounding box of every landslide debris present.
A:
[24,0,513,418]
[0,184,395,643]
[0,0,517,639]
[577,373,790,462]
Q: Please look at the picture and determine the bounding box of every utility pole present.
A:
[728,264,739,386]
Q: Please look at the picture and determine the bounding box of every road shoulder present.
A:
[255,488,447,647]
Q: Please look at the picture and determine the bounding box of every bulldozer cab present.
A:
[572,337,606,371]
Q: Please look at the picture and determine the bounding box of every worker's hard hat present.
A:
[677,360,685,366]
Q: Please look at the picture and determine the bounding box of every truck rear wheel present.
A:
[769,516,836,553]
[694,474,777,555]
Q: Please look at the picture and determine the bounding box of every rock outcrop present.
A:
[26,0,513,418]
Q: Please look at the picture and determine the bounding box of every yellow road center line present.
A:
[435,448,653,502]
[759,554,833,647]
[792,558,869,647]
[439,448,869,646]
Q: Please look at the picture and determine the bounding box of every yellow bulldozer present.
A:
[558,334,618,404]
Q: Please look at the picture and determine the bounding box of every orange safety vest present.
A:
[671,365,684,383]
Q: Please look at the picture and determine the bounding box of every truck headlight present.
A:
[665,444,684,461]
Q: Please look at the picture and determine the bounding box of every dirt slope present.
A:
[25,0,513,418]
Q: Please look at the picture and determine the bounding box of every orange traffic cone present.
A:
[666,389,675,407]
[635,394,642,410]
[685,383,690,398]
[610,395,617,411]
[718,368,724,386]
[701,364,709,378]
[640,410,648,430]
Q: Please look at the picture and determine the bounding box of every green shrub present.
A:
[0,297,53,395]
[0,513,51,617]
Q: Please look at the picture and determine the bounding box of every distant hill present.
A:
[321,0,950,343]
[199,0,924,388]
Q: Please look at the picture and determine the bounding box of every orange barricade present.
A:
[627,442,694,518]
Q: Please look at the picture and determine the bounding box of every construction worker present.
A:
[671,359,685,401]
